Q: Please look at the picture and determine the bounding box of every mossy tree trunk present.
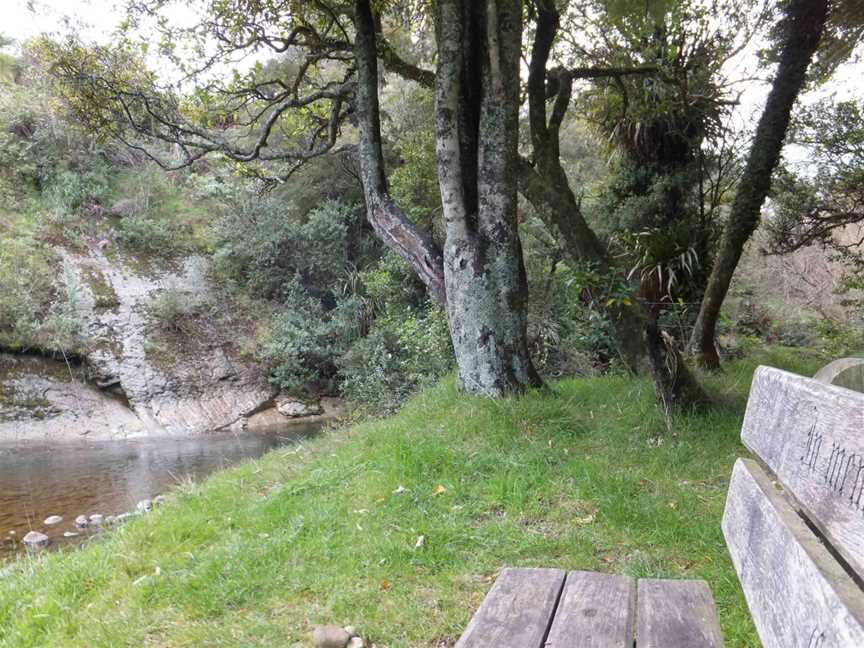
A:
[434,0,542,396]
[688,0,830,369]
[355,0,541,397]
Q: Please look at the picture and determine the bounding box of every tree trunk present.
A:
[520,1,651,375]
[688,0,829,368]
[354,0,446,305]
[646,316,708,411]
[434,0,542,396]
[517,157,650,375]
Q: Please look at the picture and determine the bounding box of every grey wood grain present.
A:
[723,458,864,648]
[741,365,864,578]
[455,567,566,648]
[635,578,724,648]
[545,570,635,647]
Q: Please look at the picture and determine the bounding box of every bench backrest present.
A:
[723,365,864,648]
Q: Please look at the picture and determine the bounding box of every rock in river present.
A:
[43,515,63,526]
[22,531,49,552]
[136,499,153,513]
[277,397,323,418]
[74,515,90,528]
[89,514,104,525]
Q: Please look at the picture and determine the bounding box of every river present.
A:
[0,422,323,560]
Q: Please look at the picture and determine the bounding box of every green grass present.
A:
[0,347,826,647]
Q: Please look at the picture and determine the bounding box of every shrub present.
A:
[338,306,453,412]
[148,286,202,335]
[213,195,361,299]
[259,277,364,393]
[111,167,208,256]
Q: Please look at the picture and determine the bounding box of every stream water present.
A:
[0,422,323,560]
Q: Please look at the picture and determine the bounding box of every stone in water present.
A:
[43,515,63,526]
[22,531,49,552]
[74,515,90,529]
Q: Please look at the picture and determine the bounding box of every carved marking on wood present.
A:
[825,443,851,494]
[802,432,864,511]
[849,461,864,511]
[807,627,826,648]
[801,422,823,470]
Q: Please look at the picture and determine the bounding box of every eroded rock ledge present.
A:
[0,248,340,441]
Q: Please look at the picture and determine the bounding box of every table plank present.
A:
[455,567,566,648]
[723,458,864,648]
[545,570,635,647]
[636,578,724,648]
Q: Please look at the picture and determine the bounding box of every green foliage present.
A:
[214,194,359,300]
[813,317,864,357]
[112,167,211,256]
[0,235,56,350]
[148,286,202,336]
[358,252,427,313]
[0,56,112,218]
[0,242,87,353]
[389,128,440,229]
[260,277,364,393]
[339,306,453,412]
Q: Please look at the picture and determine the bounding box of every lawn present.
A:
[0,347,827,647]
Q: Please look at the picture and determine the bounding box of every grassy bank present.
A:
[0,347,825,647]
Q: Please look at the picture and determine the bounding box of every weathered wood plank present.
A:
[741,365,864,578]
[815,358,864,394]
[545,570,635,647]
[635,578,724,647]
[455,567,566,648]
[723,458,864,648]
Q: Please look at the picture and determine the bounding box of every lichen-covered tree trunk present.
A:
[354,0,446,305]
[435,0,542,396]
[688,0,829,369]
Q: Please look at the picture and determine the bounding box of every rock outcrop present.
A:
[1,247,277,439]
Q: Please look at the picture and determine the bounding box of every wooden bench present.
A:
[456,364,864,646]
[723,365,864,647]
[455,568,723,647]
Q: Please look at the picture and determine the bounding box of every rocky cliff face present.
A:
[0,246,278,440]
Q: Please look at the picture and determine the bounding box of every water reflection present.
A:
[0,422,322,559]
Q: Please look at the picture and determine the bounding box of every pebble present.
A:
[136,499,153,513]
[89,514,104,526]
[153,495,166,507]
[43,515,63,526]
[75,515,90,529]
[63,531,80,538]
